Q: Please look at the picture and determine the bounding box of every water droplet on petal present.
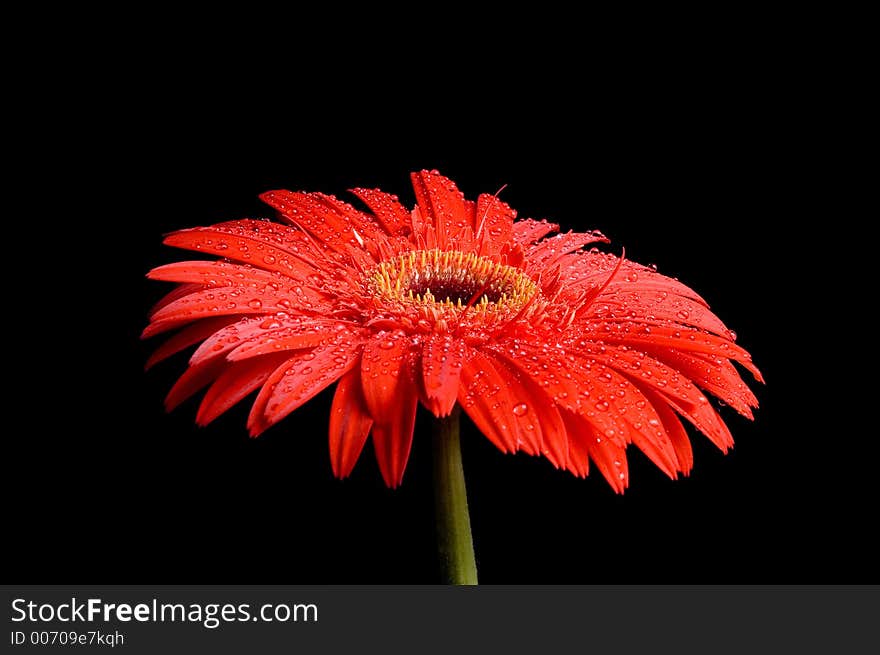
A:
[512,403,528,416]
[248,299,263,309]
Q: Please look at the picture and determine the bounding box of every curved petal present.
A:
[150,285,332,327]
[196,352,292,426]
[641,388,694,475]
[191,316,330,368]
[523,231,609,274]
[561,409,628,493]
[147,283,204,318]
[164,359,225,412]
[637,346,758,418]
[457,349,566,461]
[474,193,515,257]
[145,316,237,370]
[457,351,522,454]
[559,410,590,478]
[360,332,419,487]
[259,190,382,269]
[227,323,359,362]
[489,342,630,446]
[328,365,373,479]
[410,170,473,250]
[420,334,466,418]
[571,320,761,381]
[247,336,362,436]
[512,218,559,245]
[163,223,330,276]
[350,187,412,236]
[494,356,569,468]
[651,388,734,453]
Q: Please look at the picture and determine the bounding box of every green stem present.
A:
[432,405,478,585]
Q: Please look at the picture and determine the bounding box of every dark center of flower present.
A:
[370,249,537,310]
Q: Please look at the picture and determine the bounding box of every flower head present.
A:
[145,171,761,490]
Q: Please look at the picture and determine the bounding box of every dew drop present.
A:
[248,299,263,309]
[512,403,528,417]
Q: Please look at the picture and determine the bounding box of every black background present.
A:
[8,24,872,584]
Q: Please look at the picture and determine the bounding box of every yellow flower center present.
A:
[370,249,537,311]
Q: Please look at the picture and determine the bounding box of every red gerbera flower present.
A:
[144,170,761,491]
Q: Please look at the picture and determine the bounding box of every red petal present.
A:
[562,409,628,493]
[328,366,373,479]
[149,282,330,327]
[420,334,466,418]
[491,343,630,446]
[572,281,728,335]
[457,351,520,454]
[247,337,362,436]
[639,345,758,418]
[190,316,325,368]
[494,340,682,475]
[590,322,762,382]
[495,357,569,468]
[512,218,559,245]
[625,417,679,479]
[557,251,708,305]
[474,193,515,256]
[148,283,204,318]
[647,386,734,452]
[587,431,629,493]
[196,352,291,426]
[523,231,609,273]
[560,410,590,478]
[227,323,359,362]
[410,170,471,250]
[360,332,418,487]
[145,316,237,370]
[142,317,193,339]
[259,191,378,269]
[164,359,225,412]
[641,388,693,475]
[148,260,333,313]
[350,187,412,236]
[162,223,329,276]
[457,349,551,457]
